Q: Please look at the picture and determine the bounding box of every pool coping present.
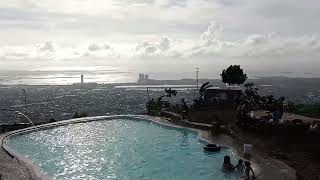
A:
[1,115,258,179]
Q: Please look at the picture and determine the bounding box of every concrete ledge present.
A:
[169,118,212,131]
[159,110,212,130]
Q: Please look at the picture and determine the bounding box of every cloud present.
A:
[235,34,320,58]
[1,0,320,41]
[1,21,320,69]
[135,42,159,56]
[0,0,320,75]
[159,37,170,51]
[184,22,320,59]
[243,34,269,46]
[82,52,91,57]
[135,36,173,57]
[104,44,111,49]
[200,21,222,42]
[38,41,55,52]
[145,46,157,54]
[88,44,100,51]
[88,43,112,51]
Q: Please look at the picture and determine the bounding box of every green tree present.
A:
[240,82,260,110]
[221,65,247,86]
[146,98,159,116]
[199,82,213,97]
[157,88,177,109]
[244,83,259,100]
[146,88,177,115]
[193,82,213,107]
[164,88,177,97]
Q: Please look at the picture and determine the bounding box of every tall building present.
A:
[81,74,84,84]
[138,73,144,84]
[138,73,150,84]
[144,74,149,84]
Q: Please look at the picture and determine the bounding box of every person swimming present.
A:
[234,159,244,172]
[222,156,234,172]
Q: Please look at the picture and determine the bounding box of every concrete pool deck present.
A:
[0,115,297,180]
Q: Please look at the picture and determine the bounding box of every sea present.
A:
[0,69,136,85]
[1,68,320,85]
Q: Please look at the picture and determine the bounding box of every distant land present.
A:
[1,76,320,105]
[136,76,319,103]
[0,76,319,125]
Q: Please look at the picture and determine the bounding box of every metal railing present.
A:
[1,108,34,126]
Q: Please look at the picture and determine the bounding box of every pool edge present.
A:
[1,115,258,179]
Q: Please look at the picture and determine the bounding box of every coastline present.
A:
[1,115,297,180]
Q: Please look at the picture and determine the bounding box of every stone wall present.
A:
[159,111,211,130]
[189,108,238,125]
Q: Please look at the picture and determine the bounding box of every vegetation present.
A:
[221,65,247,86]
[239,82,286,112]
[241,82,260,106]
[181,98,189,114]
[193,82,212,107]
[157,88,177,108]
[288,104,320,118]
[146,98,159,116]
[199,82,213,97]
[180,98,190,119]
[146,88,177,115]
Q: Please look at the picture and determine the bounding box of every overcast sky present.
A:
[1,0,320,78]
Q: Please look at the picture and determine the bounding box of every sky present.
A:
[1,0,320,79]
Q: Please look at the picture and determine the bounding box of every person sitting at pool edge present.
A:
[222,156,234,172]
[234,159,244,172]
[243,161,255,179]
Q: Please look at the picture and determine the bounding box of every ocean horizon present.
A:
[1,69,320,86]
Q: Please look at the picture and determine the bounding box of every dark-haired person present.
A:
[222,156,234,172]
[243,161,255,179]
[234,159,244,172]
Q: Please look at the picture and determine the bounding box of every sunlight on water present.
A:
[7,118,240,180]
[0,72,135,85]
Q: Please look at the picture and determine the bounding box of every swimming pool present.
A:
[5,116,240,180]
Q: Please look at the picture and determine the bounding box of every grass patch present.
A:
[289,104,320,118]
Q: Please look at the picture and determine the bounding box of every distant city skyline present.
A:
[0,0,320,78]
[1,69,320,86]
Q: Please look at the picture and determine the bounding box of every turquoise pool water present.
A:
[6,117,240,180]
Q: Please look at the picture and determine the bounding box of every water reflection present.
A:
[179,131,190,147]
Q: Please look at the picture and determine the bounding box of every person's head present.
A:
[224,156,231,164]
[245,161,251,167]
[238,159,243,164]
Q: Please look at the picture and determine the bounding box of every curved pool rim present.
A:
[1,115,247,179]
